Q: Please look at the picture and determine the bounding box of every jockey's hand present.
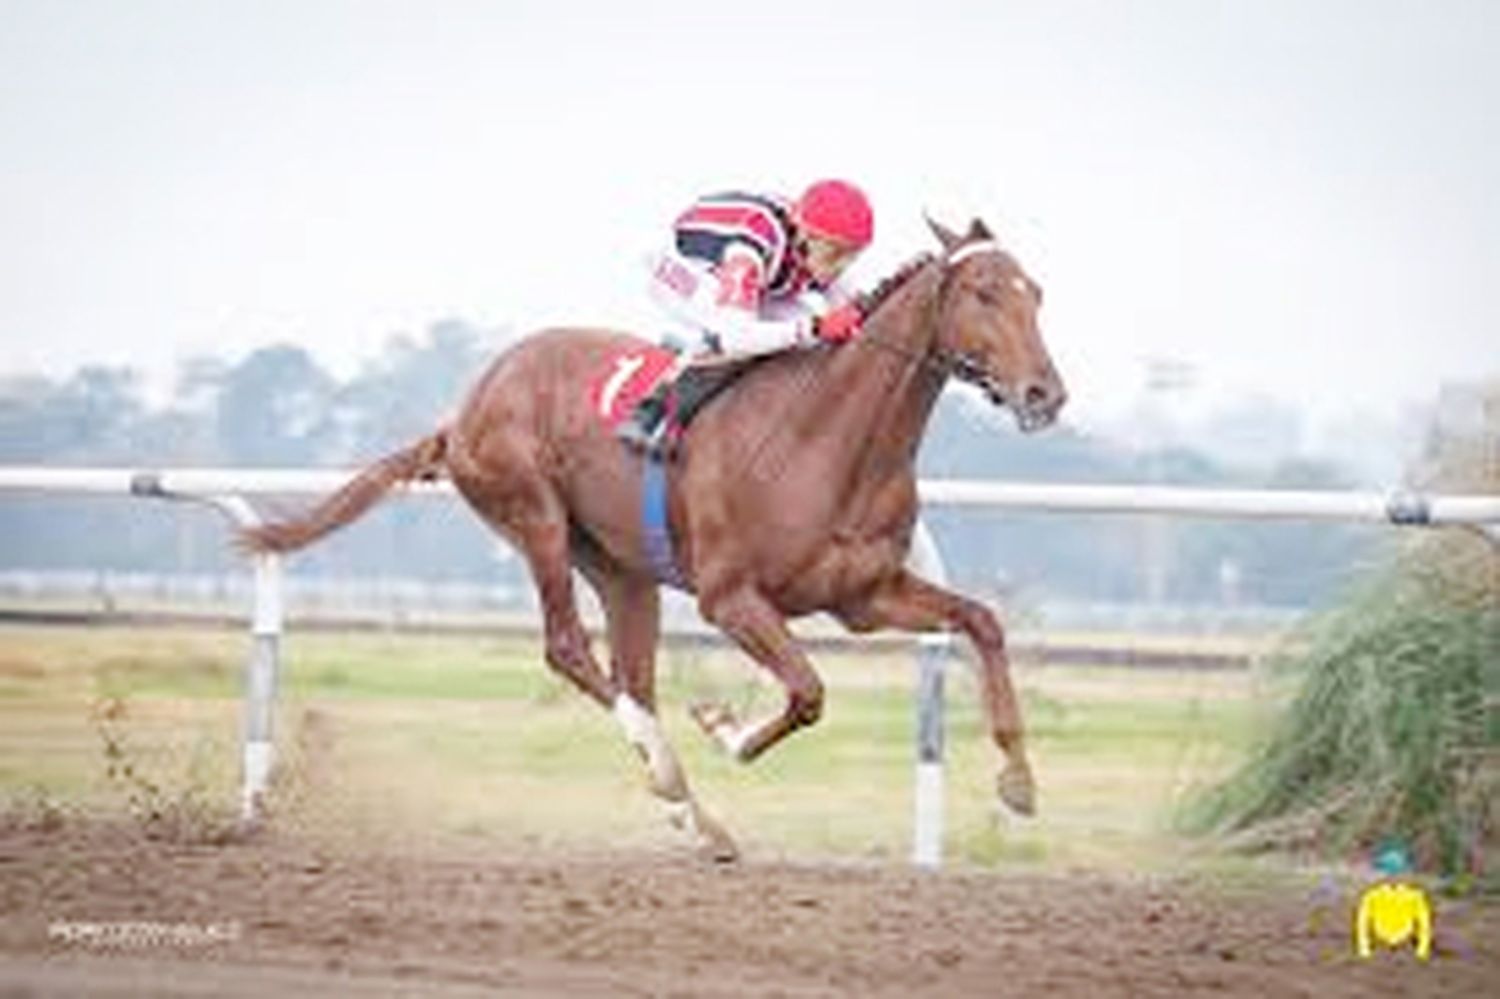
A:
[814,302,863,344]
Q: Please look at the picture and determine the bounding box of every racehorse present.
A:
[242,217,1067,860]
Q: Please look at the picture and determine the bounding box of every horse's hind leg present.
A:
[460,476,618,708]
[576,557,738,862]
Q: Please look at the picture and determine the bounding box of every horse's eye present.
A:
[974,286,1002,306]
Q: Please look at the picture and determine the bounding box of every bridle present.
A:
[852,239,1018,406]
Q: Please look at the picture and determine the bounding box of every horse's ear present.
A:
[925,214,962,252]
[968,218,993,240]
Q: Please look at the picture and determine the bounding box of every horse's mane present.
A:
[858,253,937,320]
[702,251,939,416]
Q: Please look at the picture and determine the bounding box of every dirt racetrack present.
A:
[1,817,1493,997]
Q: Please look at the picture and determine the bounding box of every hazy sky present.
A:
[1,0,1496,436]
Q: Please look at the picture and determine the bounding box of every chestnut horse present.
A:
[243,217,1066,860]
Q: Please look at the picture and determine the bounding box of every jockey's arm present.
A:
[692,245,817,356]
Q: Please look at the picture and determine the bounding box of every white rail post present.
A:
[128,475,282,827]
[908,519,953,868]
[239,523,283,827]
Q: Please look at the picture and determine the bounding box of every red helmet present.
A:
[795,179,874,248]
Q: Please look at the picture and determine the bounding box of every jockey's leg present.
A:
[835,569,1036,816]
[576,558,737,861]
[617,353,691,454]
[692,585,825,762]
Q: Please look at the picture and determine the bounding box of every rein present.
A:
[852,239,1005,380]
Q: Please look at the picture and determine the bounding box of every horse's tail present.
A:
[238,429,449,555]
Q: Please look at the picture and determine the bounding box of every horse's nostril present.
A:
[1024,384,1050,410]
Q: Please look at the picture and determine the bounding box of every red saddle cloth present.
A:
[586,343,679,430]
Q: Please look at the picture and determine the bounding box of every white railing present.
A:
[4,465,1500,526]
[2,465,1497,863]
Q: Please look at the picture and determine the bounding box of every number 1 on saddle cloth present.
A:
[616,348,751,460]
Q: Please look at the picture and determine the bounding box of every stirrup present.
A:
[616,416,671,459]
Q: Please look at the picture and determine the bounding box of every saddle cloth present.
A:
[587,343,756,440]
[586,343,680,431]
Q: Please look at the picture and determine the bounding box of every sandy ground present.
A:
[0,818,1492,997]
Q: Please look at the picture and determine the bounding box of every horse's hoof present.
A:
[997,765,1037,816]
[700,833,740,864]
[696,819,740,864]
[669,792,738,858]
[689,701,738,738]
[669,799,739,863]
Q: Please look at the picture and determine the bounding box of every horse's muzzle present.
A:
[951,353,1065,433]
[979,376,1065,433]
[1014,379,1066,432]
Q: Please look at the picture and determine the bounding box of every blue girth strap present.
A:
[641,455,689,589]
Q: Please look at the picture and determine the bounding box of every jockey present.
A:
[617,178,875,452]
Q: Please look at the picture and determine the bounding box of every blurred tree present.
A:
[1174,456,1388,608]
[0,330,1390,609]
[0,375,62,461]
[214,345,337,466]
[334,319,491,457]
[0,367,145,463]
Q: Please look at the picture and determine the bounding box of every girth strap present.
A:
[641,455,689,589]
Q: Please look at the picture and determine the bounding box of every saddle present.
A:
[588,344,758,453]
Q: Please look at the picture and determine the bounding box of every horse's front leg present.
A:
[692,586,825,762]
[836,569,1036,816]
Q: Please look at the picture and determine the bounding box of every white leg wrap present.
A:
[613,693,656,746]
[616,696,737,859]
[613,694,685,797]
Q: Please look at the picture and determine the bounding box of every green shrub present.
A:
[1180,529,1498,883]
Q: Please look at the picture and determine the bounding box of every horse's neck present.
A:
[795,264,947,489]
[864,266,949,461]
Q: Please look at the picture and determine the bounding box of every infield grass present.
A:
[0,622,1262,874]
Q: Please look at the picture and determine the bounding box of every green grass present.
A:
[0,622,1261,872]
[1178,532,1499,886]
